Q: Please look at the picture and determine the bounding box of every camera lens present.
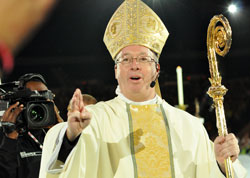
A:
[26,101,55,129]
[28,104,46,122]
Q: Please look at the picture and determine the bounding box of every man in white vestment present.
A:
[39,0,247,177]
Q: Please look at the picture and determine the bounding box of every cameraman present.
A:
[0,73,63,178]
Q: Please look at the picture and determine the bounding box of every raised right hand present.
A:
[66,89,91,141]
[1,102,24,139]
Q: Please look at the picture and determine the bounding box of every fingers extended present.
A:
[71,89,83,112]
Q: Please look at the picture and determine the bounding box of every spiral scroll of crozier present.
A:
[207,14,232,86]
[206,14,234,178]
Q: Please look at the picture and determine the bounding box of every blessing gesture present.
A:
[66,89,91,141]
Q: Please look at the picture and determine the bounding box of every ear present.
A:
[114,65,118,79]
[156,63,160,73]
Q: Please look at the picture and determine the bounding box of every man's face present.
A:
[25,81,48,91]
[115,45,159,100]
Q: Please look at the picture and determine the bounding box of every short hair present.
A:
[82,94,97,105]
[67,94,97,111]
[18,73,47,89]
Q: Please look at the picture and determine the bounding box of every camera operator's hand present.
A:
[1,102,24,139]
[66,89,91,142]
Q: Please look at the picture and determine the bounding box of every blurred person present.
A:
[39,0,246,177]
[238,121,250,155]
[238,122,250,178]
[0,73,63,178]
[0,0,58,74]
[67,94,97,112]
[82,94,97,105]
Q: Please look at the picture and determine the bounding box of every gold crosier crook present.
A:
[206,14,234,178]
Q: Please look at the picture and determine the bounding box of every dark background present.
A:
[2,0,250,140]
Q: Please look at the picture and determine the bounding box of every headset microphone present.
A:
[150,80,156,88]
[150,69,160,88]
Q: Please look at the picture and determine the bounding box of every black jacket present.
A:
[0,128,46,178]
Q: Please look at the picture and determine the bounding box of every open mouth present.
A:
[130,76,141,82]
[130,77,141,80]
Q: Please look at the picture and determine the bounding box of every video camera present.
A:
[0,79,57,131]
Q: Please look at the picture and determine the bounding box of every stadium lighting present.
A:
[228,4,237,14]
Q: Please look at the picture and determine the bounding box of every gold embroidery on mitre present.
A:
[103,0,169,59]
